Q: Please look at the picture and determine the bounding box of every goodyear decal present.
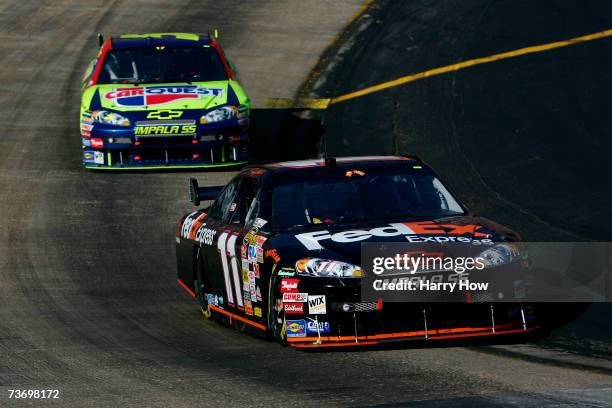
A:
[135,124,196,136]
[104,85,224,107]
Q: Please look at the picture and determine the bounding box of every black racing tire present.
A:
[267,273,288,346]
[196,253,212,320]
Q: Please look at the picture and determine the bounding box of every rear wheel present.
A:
[196,254,212,320]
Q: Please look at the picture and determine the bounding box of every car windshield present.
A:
[98,46,228,84]
[271,167,465,229]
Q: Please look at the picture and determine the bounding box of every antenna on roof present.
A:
[97,33,104,47]
[212,29,220,40]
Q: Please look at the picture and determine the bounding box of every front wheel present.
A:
[267,275,288,346]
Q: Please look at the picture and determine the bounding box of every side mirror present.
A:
[188,177,223,206]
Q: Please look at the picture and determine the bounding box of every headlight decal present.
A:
[199,106,238,124]
[295,258,363,278]
[92,110,130,126]
[478,244,520,267]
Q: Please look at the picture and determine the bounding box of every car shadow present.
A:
[298,330,547,353]
[86,108,325,174]
[249,108,325,164]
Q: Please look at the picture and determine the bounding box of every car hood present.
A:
[92,81,231,112]
[268,216,519,266]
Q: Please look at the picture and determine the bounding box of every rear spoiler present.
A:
[188,177,223,206]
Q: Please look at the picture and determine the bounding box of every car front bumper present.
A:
[82,121,248,169]
[280,276,538,348]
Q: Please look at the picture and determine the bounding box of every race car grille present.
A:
[105,144,245,166]
[331,302,379,313]
[472,292,495,302]
[135,120,195,126]
[354,302,378,312]
[136,136,194,146]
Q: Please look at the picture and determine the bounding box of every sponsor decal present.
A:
[286,320,306,337]
[295,222,494,250]
[248,245,257,261]
[241,243,247,259]
[256,247,264,263]
[244,298,253,316]
[147,109,183,119]
[257,236,267,245]
[253,263,260,278]
[195,226,216,246]
[243,230,260,245]
[134,124,196,136]
[80,122,93,136]
[93,151,104,164]
[181,212,207,240]
[253,218,268,228]
[254,307,262,317]
[284,302,304,314]
[265,249,281,263]
[82,138,91,147]
[103,85,224,107]
[206,294,219,307]
[282,292,307,302]
[256,286,262,302]
[248,271,257,302]
[307,295,326,315]
[91,138,104,149]
[219,296,224,305]
[278,267,295,277]
[83,152,95,162]
[306,320,331,334]
[281,279,300,293]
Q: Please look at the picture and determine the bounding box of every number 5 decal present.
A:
[217,232,243,307]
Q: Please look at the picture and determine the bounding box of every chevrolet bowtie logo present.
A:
[147,110,183,119]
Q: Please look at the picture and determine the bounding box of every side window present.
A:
[229,178,259,225]
[244,194,260,227]
[81,58,97,87]
[208,176,241,221]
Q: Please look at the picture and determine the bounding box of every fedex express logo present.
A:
[104,85,224,107]
[295,222,494,250]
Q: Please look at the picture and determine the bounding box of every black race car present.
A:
[176,156,539,348]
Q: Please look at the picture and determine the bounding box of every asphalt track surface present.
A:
[311,0,612,366]
[1,1,611,407]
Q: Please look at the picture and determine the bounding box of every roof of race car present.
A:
[111,33,211,49]
[249,156,422,174]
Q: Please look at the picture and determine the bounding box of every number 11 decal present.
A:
[217,232,243,307]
